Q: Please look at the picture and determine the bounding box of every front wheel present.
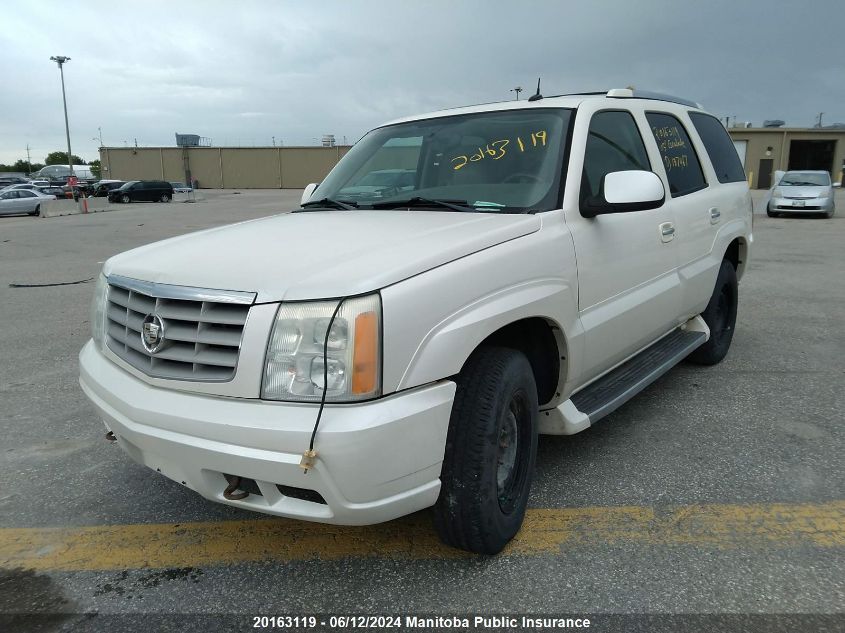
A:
[687,259,738,365]
[432,347,538,554]
[121,194,130,204]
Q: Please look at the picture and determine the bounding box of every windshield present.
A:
[779,172,830,187]
[119,181,139,190]
[313,108,572,212]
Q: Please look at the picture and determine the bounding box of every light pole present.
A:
[511,86,523,100]
[49,55,75,179]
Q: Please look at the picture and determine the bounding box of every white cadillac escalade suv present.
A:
[80,89,752,554]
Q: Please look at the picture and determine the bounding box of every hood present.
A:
[104,210,541,302]
[778,185,829,198]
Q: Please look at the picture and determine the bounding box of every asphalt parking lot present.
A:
[1,189,843,632]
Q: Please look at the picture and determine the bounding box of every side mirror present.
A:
[581,170,665,218]
[301,183,319,205]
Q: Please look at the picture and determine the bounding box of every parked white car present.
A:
[80,89,752,553]
[0,188,53,216]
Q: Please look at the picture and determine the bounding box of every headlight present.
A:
[90,273,108,350]
[262,294,381,402]
[772,188,783,198]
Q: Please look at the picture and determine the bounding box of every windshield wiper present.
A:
[372,197,476,212]
[298,197,358,211]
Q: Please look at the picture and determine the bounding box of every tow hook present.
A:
[223,476,249,501]
[104,431,117,443]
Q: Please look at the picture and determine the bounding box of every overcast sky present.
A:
[1,0,843,165]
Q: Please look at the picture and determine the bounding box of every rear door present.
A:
[565,105,681,382]
[17,190,38,212]
[643,110,713,317]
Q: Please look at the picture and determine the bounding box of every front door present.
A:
[757,158,773,189]
[565,108,681,383]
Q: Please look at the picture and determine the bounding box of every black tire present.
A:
[30,205,40,216]
[766,210,777,217]
[432,346,538,554]
[687,259,738,365]
[121,194,130,204]
[160,193,171,203]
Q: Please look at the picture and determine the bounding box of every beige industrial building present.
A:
[728,128,845,189]
[99,146,352,190]
[99,128,845,191]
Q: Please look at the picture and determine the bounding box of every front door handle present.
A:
[709,207,721,224]
[659,222,675,243]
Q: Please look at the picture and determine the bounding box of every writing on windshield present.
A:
[451,130,548,171]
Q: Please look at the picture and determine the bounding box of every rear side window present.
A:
[689,112,746,183]
[581,110,651,207]
[646,112,706,197]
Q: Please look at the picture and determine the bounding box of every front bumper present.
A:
[768,196,833,213]
[79,340,455,525]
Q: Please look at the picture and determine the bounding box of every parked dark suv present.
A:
[108,180,174,203]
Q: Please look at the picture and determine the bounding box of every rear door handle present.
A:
[709,207,721,224]
[659,222,675,243]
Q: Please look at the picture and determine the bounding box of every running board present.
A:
[539,319,708,435]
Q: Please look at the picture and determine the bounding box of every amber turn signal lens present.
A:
[351,311,378,395]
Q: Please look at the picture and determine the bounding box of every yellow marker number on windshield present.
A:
[451,131,547,170]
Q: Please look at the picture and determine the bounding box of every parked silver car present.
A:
[767,170,835,218]
[0,183,62,199]
[168,181,193,193]
[0,188,53,216]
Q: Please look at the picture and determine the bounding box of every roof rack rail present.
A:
[606,88,702,109]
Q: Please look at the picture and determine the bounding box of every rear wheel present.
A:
[687,259,738,365]
[160,193,171,203]
[432,347,538,554]
[30,204,40,216]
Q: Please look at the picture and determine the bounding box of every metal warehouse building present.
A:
[98,128,845,191]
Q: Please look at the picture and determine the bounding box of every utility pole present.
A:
[817,112,824,128]
[97,127,103,146]
[272,136,276,147]
[510,86,523,100]
[26,144,32,174]
[49,55,75,178]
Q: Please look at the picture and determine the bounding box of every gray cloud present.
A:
[1,0,843,164]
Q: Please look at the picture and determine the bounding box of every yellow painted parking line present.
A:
[1,501,843,572]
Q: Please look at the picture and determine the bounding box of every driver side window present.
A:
[580,110,650,209]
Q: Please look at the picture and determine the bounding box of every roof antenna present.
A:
[528,77,543,102]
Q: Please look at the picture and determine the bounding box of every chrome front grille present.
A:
[105,275,255,381]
